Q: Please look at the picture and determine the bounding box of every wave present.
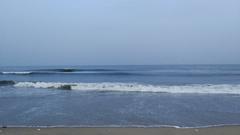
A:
[2,69,240,77]
[32,68,119,72]
[0,71,139,76]
[0,68,131,75]
[1,72,32,75]
[12,81,240,94]
[0,80,16,86]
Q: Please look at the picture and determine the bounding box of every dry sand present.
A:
[1,126,240,135]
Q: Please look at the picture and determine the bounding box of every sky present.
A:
[0,0,240,66]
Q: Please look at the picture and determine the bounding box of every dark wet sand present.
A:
[0,126,240,135]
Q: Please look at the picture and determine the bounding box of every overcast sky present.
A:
[0,0,240,66]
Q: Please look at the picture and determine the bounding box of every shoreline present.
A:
[1,126,240,135]
[1,123,240,128]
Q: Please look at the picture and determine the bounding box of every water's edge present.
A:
[2,124,240,129]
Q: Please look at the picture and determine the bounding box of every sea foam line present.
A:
[13,82,240,94]
[1,72,32,75]
[2,124,240,129]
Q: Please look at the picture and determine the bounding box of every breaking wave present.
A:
[13,81,240,94]
[1,72,32,75]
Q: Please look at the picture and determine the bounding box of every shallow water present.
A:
[0,65,240,127]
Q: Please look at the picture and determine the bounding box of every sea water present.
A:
[0,65,240,127]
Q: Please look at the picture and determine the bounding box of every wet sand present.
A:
[0,126,240,135]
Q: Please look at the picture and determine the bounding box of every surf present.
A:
[11,81,240,94]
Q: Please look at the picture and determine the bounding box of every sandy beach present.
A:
[1,126,240,135]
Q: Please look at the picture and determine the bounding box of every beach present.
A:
[1,126,240,135]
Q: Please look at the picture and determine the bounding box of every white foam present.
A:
[1,72,32,75]
[13,82,240,94]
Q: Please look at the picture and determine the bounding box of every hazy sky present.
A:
[0,0,240,66]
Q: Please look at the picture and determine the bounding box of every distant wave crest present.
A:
[13,81,240,94]
[1,72,33,75]
[0,68,135,75]
[32,68,119,72]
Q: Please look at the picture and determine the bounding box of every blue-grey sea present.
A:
[1,65,240,127]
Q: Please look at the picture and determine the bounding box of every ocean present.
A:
[0,65,240,127]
